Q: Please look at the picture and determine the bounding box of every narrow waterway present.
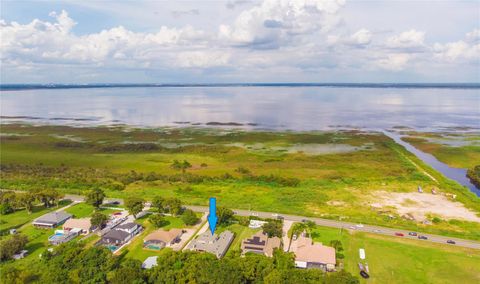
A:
[384,131,479,197]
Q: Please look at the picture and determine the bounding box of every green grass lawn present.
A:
[65,203,118,218]
[310,225,480,284]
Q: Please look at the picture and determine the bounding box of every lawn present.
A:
[310,225,480,284]
[65,203,118,218]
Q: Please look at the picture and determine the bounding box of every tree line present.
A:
[0,189,64,215]
[1,241,359,284]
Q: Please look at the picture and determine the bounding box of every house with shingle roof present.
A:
[293,235,336,271]
[186,231,234,258]
[33,211,72,229]
[144,229,183,250]
[63,218,93,234]
[241,231,281,257]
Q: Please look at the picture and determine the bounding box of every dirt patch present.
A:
[369,191,480,223]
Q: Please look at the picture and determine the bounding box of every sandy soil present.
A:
[370,191,480,223]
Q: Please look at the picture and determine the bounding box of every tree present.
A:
[217,207,234,225]
[181,209,199,226]
[171,160,192,174]
[152,196,166,213]
[165,197,182,216]
[85,188,105,209]
[262,221,283,238]
[0,203,14,215]
[149,214,167,228]
[329,240,343,252]
[91,212,108,229]
[125,197,144,218]
[110,259,146,284]
[18,192,35,214]
[35,189,63,208]
[0,234,28,261]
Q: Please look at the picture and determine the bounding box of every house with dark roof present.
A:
[241,231,281,257]
[101,222,142,246]
[33,211,72,229]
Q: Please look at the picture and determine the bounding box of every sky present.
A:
[1,0,479,83]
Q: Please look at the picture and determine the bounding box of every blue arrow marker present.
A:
[207,197,218,235]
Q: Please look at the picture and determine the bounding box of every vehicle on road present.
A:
[355,224,364,228]
[373,229,381,233]
[418,235,428,240]
[301,219,311,223]
[349,226,356,230]
[251,212,258,217]
[395,232,404,237]
[447,240,456,244]
[360,271,370,279]
[408,232,417,236]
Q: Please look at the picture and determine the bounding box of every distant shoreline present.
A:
[2,82,480,91]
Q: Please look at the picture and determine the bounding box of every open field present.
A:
[310,225,480,284]
[65,203,118,218]
[1,124,480,240]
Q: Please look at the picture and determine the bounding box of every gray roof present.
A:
[103,229,130,242]
[142,256,158,269]
[187,230,234,258]
[116,222,139,230]
[34,211,72,225]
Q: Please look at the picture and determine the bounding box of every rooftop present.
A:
[241,231,281,257]
[187,230,234,258]
[34,211,72,225]
[294,236,336,265]
[144,229,183,244]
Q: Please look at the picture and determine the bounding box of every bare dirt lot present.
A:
[369,191,480,222]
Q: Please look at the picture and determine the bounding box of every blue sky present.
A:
[1,0,479,83]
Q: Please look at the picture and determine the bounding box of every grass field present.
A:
[1,124,479,240]
[310,225,480,284]
[65,203,118,218]
[401,131,480,169]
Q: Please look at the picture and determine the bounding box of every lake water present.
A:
[1,86,479,194]
[1,86,479,130]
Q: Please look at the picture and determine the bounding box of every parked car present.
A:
[360,271,370,279]
[418,235,428,240]
[292,234,298,241]
[408,232,417,236]
[395,232,404,237]
[446,240,456,244]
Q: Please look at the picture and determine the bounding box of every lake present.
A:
[1,86,479,130]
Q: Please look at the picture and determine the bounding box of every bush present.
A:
[0,234,28,261]
[149,214,167,228]
[0,203,14,215]
[181,209,199,226]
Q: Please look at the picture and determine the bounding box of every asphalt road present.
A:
[185,205,480,250]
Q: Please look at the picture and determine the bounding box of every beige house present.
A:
[63,218,93,235]
[241,231,281,257]
[293,235,336,271]
[144,229,183,250]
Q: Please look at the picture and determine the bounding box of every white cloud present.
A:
[376,53,410,71]
[218,0,345,49]
[386,29,425,50]
[176,51,231,68]
[347,28,372,46]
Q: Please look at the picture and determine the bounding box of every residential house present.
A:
[101,222,142,246]
[143,229,183,250]
[241,231,281,257]
[186,231,234,258]
[33,211,72,228]
[293,235,336,271]
[63,218,93,234]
